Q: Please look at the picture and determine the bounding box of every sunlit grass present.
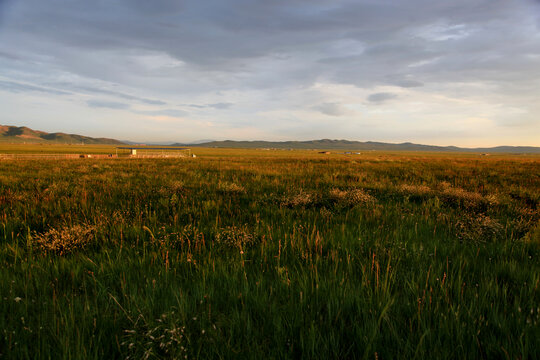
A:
[0,147,538,358]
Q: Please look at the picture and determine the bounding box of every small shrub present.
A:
[281,191,315,208]
[215,226,257,251]
[159,180,186,196]
[151,225,205,251]
[484,193,500,205]
[523,222,540,243]
[441,187,484,207]
[399,184,432,196]
[32,225,96,255]
[121,312,189,360]
[169,180,185,193]
[218,182,245,194]
[319,207,333,219]
[329,188,375,206]
[0,189,26,204]
[455,214,504,242]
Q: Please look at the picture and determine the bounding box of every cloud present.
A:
[0,77,166,105]
[392,79,424,88]
[313,102,349,116]
[0,80,71,95]
[185,102,233,109]
[0,0,539,145]
[83,89,165,105]
[47,82,166,105]
[0,50,22,60]
[207,102,233,109]
[77,85,166,105]
[87,100,130,109]
[137,108,189,117]
[367,92,398,103]
[4,1,539,94]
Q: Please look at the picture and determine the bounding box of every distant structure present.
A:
[115,146,191,158]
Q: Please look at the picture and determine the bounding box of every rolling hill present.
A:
[174,139,540,153]
[0,125,124,145]
[2,125,538,153]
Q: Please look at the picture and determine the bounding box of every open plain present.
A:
[0,145,539,359]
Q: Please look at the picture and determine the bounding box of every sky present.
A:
[1,0,539,146]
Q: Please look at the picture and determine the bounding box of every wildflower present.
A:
[14,297,22,303]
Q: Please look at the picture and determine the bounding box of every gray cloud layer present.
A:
[87,100,130,110]
[185,103,233,109]
[0,80,71,96]
[368,93,398,103]
[0,0,539,144]
[4,0,539,89]
[314,102,349,116]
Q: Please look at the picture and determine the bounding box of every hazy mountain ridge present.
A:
[0,125,124,145]
[2,125,538,152]
[175,139,540,153]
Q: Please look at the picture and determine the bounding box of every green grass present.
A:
[0,147,539,359]
[0,144,119,155]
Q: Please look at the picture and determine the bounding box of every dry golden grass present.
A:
[455,214,504,242]
[1,146,539,359]
[399,184,432,196]
[442,186,484,205]
[32,225,96,255]
[215,226,257,251]
[524,222,540,243]
[218,181,246,194]
[329,188,375,206]
[281,191,316,207]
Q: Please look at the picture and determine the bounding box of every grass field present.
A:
[0,146,539,359]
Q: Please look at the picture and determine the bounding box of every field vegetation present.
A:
[0,146,539,359]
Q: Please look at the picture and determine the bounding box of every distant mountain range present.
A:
[2,125,538,153]
[173,139,540,154]
[0,125,124,145]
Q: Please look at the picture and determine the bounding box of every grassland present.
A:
[0,146,539,359]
